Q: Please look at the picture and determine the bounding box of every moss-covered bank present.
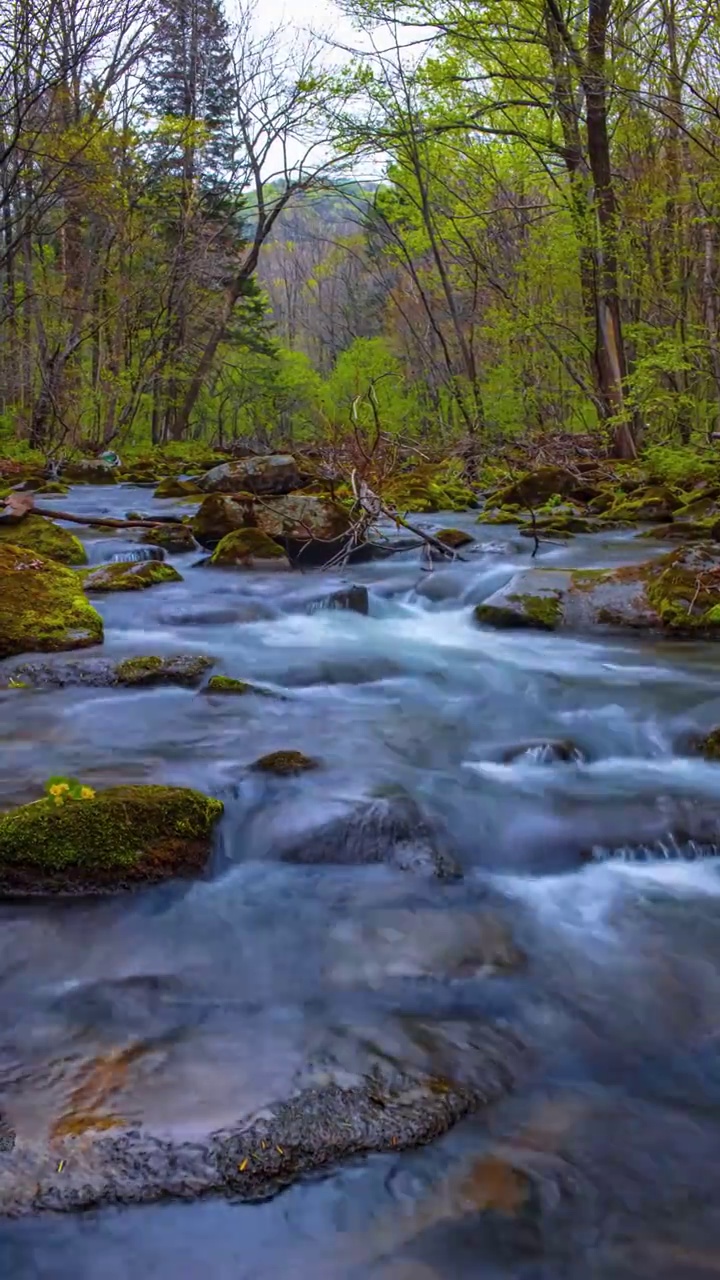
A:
[0,514,87,564]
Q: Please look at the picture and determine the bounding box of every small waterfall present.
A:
[110,546,165,564]
[592,836,720,863]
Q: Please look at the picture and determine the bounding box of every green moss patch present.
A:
[0,544,103,659]
[0,514,87,564]
[154,477,202,498]
[0,785,224,893]
[84,561,183,592]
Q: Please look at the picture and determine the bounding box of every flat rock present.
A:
[475,545,720,636]
[4,654,214,689]
[0,1031,523,1213]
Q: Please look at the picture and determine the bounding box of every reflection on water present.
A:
[3,489,720,1276]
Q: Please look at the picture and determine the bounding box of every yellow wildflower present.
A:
[53,795,64,806]
[80,786,95,800]
[49,783,70,797]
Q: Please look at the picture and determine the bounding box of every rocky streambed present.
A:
[4,476,720,1277]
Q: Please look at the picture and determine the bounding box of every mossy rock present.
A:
[205,675,273,696]
[153,477,202,499]
[603,484,683,523]
[252,750,319,776]
[436,527,474,549]
[209,528,290,569]
[474,544,720,637]
[0,785,224,894]
[141,524,197,553]
[0,514,87,564]
[115,655,213,686]
[385,463,474,514]
[7,654,213,689]
[692,727,720,761]
[518,514,595,538]
[0,544,103,659]
[63,461,118,484]
[478,505,521,525]
[476,590,563,631]
[489,466,600,508]
[84,561,183,592]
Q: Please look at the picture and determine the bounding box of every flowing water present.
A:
[4,486,720,1278]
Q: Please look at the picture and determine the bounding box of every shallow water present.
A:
[3,489,720,1277]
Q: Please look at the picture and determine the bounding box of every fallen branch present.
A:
[0,498,172,529]
[351,472,461,561]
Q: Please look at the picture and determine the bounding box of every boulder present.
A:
[275,794,463,879]
[5,654,213,689]
[197,454,302,496]
[191,494,253,546]
[251,494,351,555]
[0,785,223,894]
[140,524,197,554]
[153,478,202,499]
[208,529,290,570]
[0,513,87,564]
[0,544,103,659]
[252,750,319,776]
[84,561,183,592]
[474,544,720,637]
[63,460,118,484]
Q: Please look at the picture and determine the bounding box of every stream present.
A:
[3,484,720,1278]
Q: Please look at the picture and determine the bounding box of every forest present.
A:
[1,0,720,466]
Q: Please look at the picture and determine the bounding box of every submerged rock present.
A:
[435,527,475,549]
[314,585,370,615]
[326,907,525,986]
[5,654,214,689]
[84,561,183,592]
[276,794,463,879]
[209,528,290,569]
[690,727,720,761]
[0,544,103,659]
[0,1031,523,1213]
[475,544,720,637]
[197,454,302,496]
[0,785,223,894]
[252,750,319,776]
[140,524,197,554]
[0,513,87,565]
